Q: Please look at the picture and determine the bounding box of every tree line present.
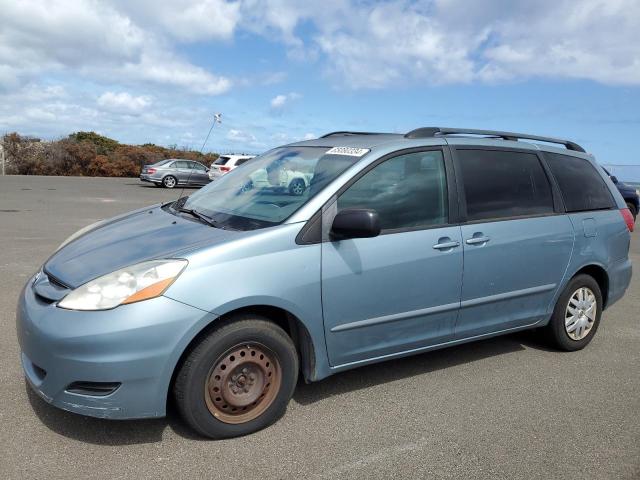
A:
[1,132,218,177]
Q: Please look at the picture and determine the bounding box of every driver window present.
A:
[337,150,448,231]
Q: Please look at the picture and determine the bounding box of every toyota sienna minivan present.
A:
[17,127,633,439]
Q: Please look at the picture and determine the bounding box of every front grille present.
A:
[65,381,121,397]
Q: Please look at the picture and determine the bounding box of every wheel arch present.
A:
[570,263,610,308]
[166,304,318,410]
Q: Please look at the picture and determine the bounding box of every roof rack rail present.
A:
[404,127,585,152]
[320,131,389,138]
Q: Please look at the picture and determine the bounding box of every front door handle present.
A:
[432,240,460,250]
[465,236,490,245]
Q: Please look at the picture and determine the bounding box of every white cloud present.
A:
[117,52,231,95]
[0,0,232,94]
[270,92,301,110]
[270,94,287,109]
[239,0,640,88]
[113,0,241,42]
[97,91,152,114]
[227,128,257,143]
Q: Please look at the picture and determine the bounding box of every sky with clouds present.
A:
[0,0,639,163]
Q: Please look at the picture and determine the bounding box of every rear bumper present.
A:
[139,174,159,183]
[17,279,217,419]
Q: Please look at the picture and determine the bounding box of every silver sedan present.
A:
[140,159,211,188]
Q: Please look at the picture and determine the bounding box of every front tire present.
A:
[545,274,602,351]
[626,202,637,221]
[174,315,298,439]
[289,178,306,196]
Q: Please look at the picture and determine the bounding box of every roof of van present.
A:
[288,127,590,158]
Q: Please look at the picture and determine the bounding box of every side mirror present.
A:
[611,175,619,184]
[330,208,381,240]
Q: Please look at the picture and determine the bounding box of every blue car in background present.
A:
[604,168,639,220]
[17,127,633,438]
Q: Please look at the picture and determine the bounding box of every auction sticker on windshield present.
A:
[325,147,370,157]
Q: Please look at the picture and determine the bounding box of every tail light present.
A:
[220,166,230,172]
[147,168,156,174]
[620,208,635,232]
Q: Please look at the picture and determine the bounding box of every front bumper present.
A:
[17,280,216,419]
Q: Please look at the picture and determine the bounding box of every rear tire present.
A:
[174,315,298,439]
[163,175,177,188]
[626,202,637,220]
[544,274,602,351]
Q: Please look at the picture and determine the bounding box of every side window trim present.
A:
[451,145,560,224]
[296,146,457,245]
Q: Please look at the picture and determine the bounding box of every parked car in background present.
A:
[17,128,633,439]
[603,168,639,220]
[246,163,312,196]
[140,159,210,188]
[209,154,255,181]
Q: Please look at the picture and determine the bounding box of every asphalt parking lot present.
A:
[1,175,638,479]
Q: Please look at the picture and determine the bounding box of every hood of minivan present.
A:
[45,205,239,288]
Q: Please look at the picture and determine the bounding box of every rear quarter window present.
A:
[544,153,615,212]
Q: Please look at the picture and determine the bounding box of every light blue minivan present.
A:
[17,127,633,438]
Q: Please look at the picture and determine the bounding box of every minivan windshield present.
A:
[182,146,364,230]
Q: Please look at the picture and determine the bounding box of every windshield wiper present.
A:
[176,207,221,228]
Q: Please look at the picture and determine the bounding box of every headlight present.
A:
[56,220,105,252]
[58,259,188,311]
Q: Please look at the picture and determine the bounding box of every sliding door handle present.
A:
[432,240,460,250]
[465,236,490,245]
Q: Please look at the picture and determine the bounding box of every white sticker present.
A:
[325,146,370,157]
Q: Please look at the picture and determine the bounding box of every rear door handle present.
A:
[432,240,460,250]
[465,236,490,245]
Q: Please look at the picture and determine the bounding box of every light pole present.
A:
[0,141,4,176]
[200,113,222,154]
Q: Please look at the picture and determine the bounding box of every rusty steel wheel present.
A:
[174,316,298,438]
[204,343,282,424]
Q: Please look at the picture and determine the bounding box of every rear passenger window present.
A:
[338,150,448,231]
[457,149,554,221]
[544,153,615,212]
